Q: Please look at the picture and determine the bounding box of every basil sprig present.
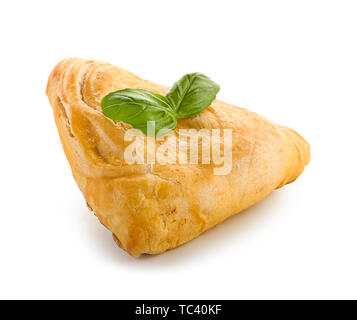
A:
[101,72,219,136]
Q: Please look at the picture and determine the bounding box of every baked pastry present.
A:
[46,58,310,257]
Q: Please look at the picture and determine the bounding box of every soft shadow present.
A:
[79,189,287,267]
[77,204,135,263]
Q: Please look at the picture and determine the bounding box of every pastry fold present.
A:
[46,58,310,257]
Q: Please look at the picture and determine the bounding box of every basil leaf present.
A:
[166,72,220,118]
[101,89,177,136]
[101,72,220,136]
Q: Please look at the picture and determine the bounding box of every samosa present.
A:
[46,58,310,257]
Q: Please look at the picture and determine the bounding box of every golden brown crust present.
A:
[46,58,310,257]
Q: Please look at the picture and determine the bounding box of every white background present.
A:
[0,0,356,300]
